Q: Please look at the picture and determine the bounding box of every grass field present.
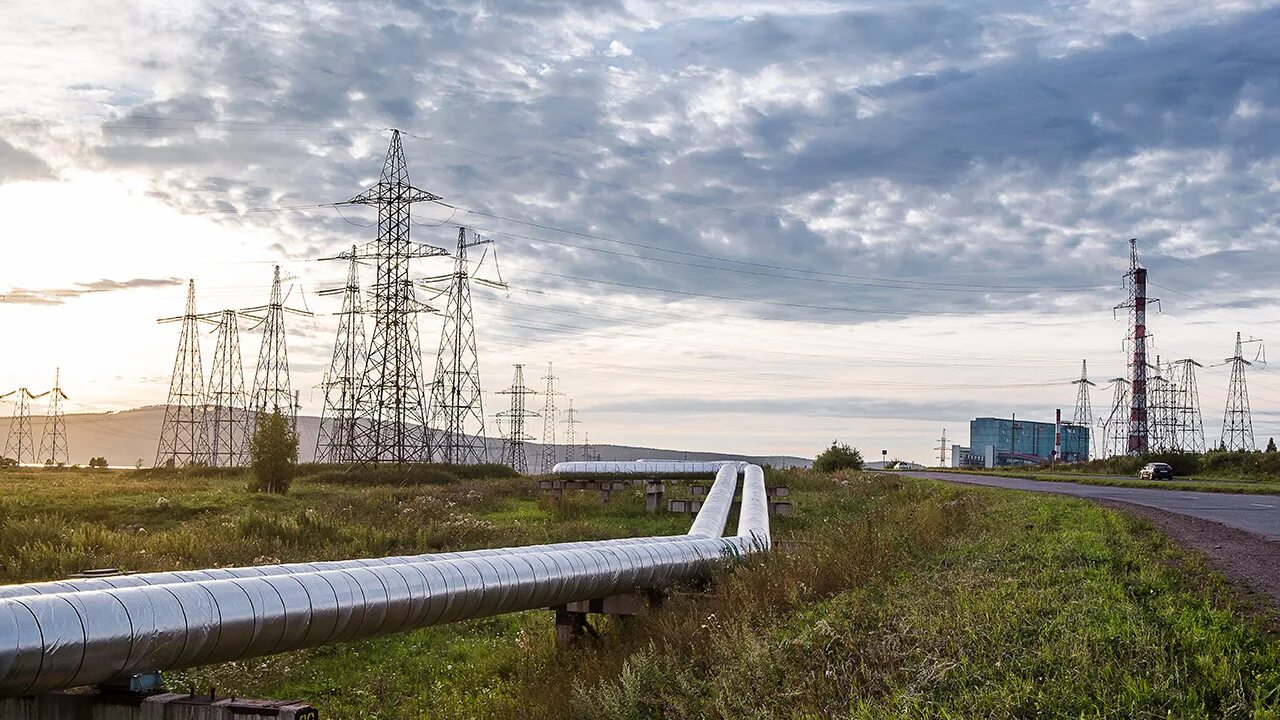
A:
[924,466,1280,495]
[1,466,1278,718]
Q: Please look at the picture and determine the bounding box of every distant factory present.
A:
[951,414,1090,468]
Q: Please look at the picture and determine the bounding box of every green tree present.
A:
[1267,438,1277,453]
[250,410,298,494]
[813,441,864,472]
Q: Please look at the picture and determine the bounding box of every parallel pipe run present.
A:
[552,461,740,475]
[0,463,767,697]
[0,463,744,603]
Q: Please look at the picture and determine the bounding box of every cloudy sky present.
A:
[2,0,1280,462]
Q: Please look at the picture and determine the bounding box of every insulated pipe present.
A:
[553,460,738,475]
[0,464,767,697]
[0,462,743,602]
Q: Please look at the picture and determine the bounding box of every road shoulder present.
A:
[1094,498,1280,630]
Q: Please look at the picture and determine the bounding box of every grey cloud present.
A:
[0,277,185,305]
[0,138,53,183]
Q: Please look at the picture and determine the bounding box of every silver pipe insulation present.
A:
[0,463,764,697]
[0,463,743,602]
[553,460,740,475]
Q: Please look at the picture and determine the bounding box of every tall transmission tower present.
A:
[935,429,948,466]
[316,248,368,464]
[38,369,69,466]
[540,363,561,474]
[1173,358,1205,453]
[1116,238,1158,455]
[2,388,43,464]
[340,130,448,464]
[1101,378,1130,459]
[203,310,249,467]
[429,227,502,465]
[156,280,208,468]
[1071,360,1095,458]
[1221,332,1258,451]
[562,399,581,462]
[495,364,539,474]
[243,266,311,430]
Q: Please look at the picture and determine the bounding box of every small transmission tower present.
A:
[495,364,539,473]
[340,130,448,464]
[1173,358,1205,453]
[244,266,311,428]
[562,399,581,462]
[2,388,43,464]
[316,248,368,464]
[1102,378,1130,459]
[429,227,503,465]
[156,280,208,468]
[38,369,69,465]
[204,310,249,467]
[540,363,561,474]
[1071,360,1095,459]
[1221,332,1260,451]
[935,429,948,466]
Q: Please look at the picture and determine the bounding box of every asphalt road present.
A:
[903,471,1280,541]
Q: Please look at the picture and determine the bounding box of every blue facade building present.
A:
[968,416,1089,466]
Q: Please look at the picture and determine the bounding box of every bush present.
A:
[0,457,16,469]
[813,441,863,472]
[87,457,108,469]
[249,411,298,494]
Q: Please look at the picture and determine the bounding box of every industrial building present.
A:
[952,415,1090,467]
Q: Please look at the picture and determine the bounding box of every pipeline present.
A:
[0,461,737,597]
[553,460,739,475]
[0,463,767,697]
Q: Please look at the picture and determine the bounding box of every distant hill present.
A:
[0,407,810,469]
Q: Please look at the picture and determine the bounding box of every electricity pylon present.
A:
[156,280,208,468]
[1221,332,1259,451]
[495,364,539,474]
[540,363,561,474]
[38,369,69,466]
[1115,238,1158,454]
[316,248,367,464]
[1102,378,1129,459]
[1071,360,1095,459]
[203,310,249,467]
[1148,357,1170,452]
[935,429,948,466]
[340,130,448,465]
[3,388,43,465]
[562,399,581,462]
[429,227,504,465]
[1172,358,1205,453]
[244,266,311,431]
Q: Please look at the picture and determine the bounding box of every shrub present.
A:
[813,441,863,472]
[249,411,298,494]
[0,457,16,469]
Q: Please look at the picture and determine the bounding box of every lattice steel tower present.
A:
[156,280,207,467]
[342,131,447,464]
[204,310,249,467]
[1173,358,1205,453]
[540,363,561,473]
[38,368,69,465]
[1102,378,1130,459]
[1221,332,1256,451]
[1071,360,1095,458]
[495,364,539,473]
[316,248,368,464]
[429,228,491,465]
[245,266,308,426]
[1116,238,1157,454]
[2,388,42,465]
[562,399,581,462]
